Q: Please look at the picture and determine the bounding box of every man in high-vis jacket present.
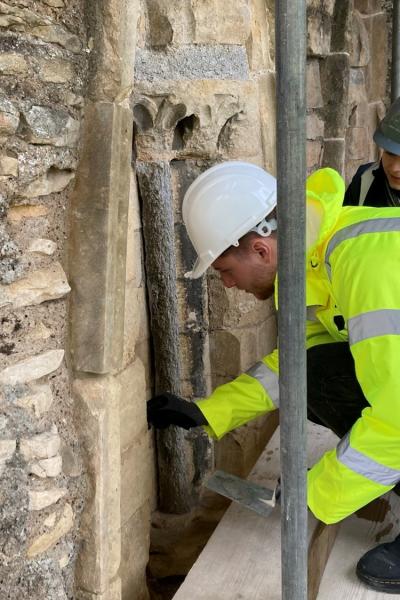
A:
[147,161,400,593]
[344,96,400,207]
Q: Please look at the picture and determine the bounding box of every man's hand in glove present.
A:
[147,393,208,430]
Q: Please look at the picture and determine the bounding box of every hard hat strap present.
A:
[250,218,278,238]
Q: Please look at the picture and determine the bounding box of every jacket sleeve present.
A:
[308,234,400,523]
[196,349,279,440]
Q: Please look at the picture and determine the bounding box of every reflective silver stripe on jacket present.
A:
[337,433,400,486]
[246,362,279,408]
[349,309,400,345]
[325,217,400,278]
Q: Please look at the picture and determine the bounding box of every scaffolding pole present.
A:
[275,2,307,600]
[393,0,400,102]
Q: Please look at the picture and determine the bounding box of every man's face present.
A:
[212,238,278,300]
[381,150,400,190]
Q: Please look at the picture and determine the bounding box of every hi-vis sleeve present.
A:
[196,349,279,440]
[308,214,400,523]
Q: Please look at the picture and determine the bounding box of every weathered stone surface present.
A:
[29,455,62,478]
[117,359,147,452]
[0,97,19,136]
[0,155,18,176]
[120,434,153,524]
[322,138,345,175]
[350,10,370,67]
[61,444,83,478]
[0,3,81,53]
[16,383,54,416]
[76,578,121,600]
[21,106,80,147]
[306,60,323,109]
[320,53,350,137]
[135,46,249,82]
[307,2,333,56]
[37,59,74,83]
[191,0,251,44]
[29,487,67,511]
[73,376,121,593]
[22,168,75,198]
[70,103,132,373]
[0,262,70,310]
[0,439,16,476]
[120,505,150,600]
[307,140,323,172]
[0,53,28,75]
[307,112,324,140]
[27,503,73,558]
[20,426,61,461]
[86,0,138,102]
[28,238,57,256]
[346,126,369,160]
[0,558,68,599]
[363,12,388,102]
[0,350,64,385]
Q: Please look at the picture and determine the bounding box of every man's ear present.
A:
[252,238,271,263]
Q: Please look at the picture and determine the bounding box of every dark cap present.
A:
[373,97,400,155]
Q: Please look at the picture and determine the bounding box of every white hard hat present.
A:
[182,161,277,279]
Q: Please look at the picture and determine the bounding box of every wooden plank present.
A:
[317,492,400,599]
[173,423,338,600]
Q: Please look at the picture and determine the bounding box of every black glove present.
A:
[147,393,208,430]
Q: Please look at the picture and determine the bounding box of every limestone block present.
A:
[7,204,48,223]
[117,359,147,452]
[0,349,64,385]
[16,383,53,416]
[0,52,28,75]
[37,58,74,83]
[86,0,138,102]
[29,455,62,478]
[191,0,251,45]
[22,168,75,198]
[28,238,57,255]
[21,106,80,147]
[0,262,70,309]
[120,505,150,600]
[76,578,121,600]
[0,155,18,176]
[363,12,388,102]
[27,503,73,558]
[0,439,16,476]
[307,112,324,140]
[0,97,19,136]
[246,0,274,72]
[32,25,82,53]
[44,512,57,528]
[20,426,61,461]
[346,126,368,160]
[320,53,350,138]
[62,444,83,478]
[348,67,367,108]
[368,101,385,161]
[29,487,67,511]
[257,73,276,174]
[322,138,345,175]
[306,60,323,109]
[120,434,154,524]
[70,103,132,373]
[350,10,370,67]
[73,376,121,593]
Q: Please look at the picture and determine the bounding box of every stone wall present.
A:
[0,1,390,599]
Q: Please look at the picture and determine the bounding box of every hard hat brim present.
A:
[184,256,212,279]
[373,128,400,156]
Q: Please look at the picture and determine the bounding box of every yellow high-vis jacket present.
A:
[196,167,400,524]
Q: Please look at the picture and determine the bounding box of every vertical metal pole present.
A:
[392,0,400,103]
[275,2,307,600]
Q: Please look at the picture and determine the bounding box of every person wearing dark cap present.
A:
[344,97,400,207]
